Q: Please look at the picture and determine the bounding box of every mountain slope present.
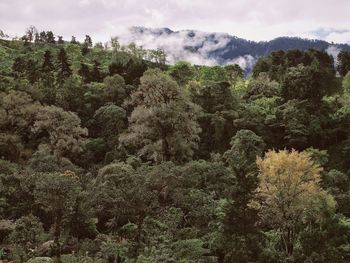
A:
[117,26,350,72]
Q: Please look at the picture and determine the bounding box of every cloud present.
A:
[326,45,341,67]
[225,55,257,71]
[116,27,257,70]
[325,32,350,45]
[1,0,350,44]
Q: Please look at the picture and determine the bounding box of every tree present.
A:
[9,215,45,262]
[34,171,81,261]
[224,64,244,83]
[56,48,72,86]
[91,103,127,145]
[26,59,40,84]
[281,62,335,103]
[120,69,201,163]
[168,61,195,86]
[90,60,102,82]
[342,70,350,94]
[78,63,91,83]
[244,72,280,101]
[84,35,92,48]
[31,106,87,159]
[251,149,336,259]
[189,80,238,157]
[103,74,128,105]
[46,31,55,44]
[12,57,26,78]
[41,50,56,103]
[70,36,78,44]
[82,35,93,55]
[222,130,266,262]
[0,90,41,161]
[57,36,64,45]
[25,26,38,43]
[337,50,350,77]
[39,31,47,43]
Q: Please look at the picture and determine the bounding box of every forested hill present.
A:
[1,30,350,262]
[118,26,350,72]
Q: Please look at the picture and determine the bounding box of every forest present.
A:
[1,27,350,263]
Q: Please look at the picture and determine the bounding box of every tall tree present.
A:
[46,31,55,44]
[251,149,336,259]
[25,25,38,42]
[31,105,87,159]
[56,48,72,86]
[337,50,350,77]
[90,60,102,82]
[41,50,56,103]
[222,130,266,262]
[78,63,91,83]
[120,69,201,163]
[34,171,81,261]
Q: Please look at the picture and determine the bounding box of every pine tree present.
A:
[56,48,72,86]
[91,60,102,82]
[12,57,26,77]
[78,63,91,83]
[41,50,56,103]
[26,59,40,84]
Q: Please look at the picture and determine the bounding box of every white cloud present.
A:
[326,32,350,44]
[117,27,257,70]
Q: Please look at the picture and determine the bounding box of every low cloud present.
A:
[117,27,256,70]
[326,45,341,66]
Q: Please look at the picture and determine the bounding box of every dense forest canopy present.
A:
[1,27,350,263]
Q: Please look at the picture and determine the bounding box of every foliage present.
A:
[0,31,349,263]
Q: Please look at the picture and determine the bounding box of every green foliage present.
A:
[1,34,350,263]
[120,69,201,163]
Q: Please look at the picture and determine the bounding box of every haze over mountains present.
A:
[117,26,350,72]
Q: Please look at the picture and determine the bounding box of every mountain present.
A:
[117,26,350,72]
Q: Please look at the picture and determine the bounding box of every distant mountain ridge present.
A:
[117,26,350,72]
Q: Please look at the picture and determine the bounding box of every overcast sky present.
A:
[1,0,350,43]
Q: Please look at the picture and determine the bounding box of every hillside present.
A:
[1,32,350,262]
[117,26,350,72]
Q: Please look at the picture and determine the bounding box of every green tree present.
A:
[34,171,81,261]
[168,61,195,86]
[56,48,72,86]
[91,103,127,145]
[342,70,350,94]
[120,69,201,163]
[9,214,46,262]
[337,50,350,77]
[244,72,280,101]
[31,106,87,159]
[40,50,56,104]
[222,130,266,262]
[189,80,238,157]
[103,74,128,105]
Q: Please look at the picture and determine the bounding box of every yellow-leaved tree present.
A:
[251,149,336,258]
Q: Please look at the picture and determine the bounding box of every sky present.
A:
[1,0,350,44]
